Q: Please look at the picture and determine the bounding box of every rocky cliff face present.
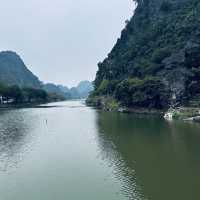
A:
[90,0,200,109]
[0,51,41,88]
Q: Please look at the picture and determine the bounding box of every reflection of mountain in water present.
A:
[0,109,37,171]
[95,111,200,200]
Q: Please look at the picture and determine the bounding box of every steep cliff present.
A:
[89,0,200,110]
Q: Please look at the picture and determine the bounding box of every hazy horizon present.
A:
[0,0,134,87]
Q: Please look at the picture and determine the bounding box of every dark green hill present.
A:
[0,51,41,88]
[89,0,200,110]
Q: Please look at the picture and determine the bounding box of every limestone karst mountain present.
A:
[0,51,41,88]
[89,0,200,109]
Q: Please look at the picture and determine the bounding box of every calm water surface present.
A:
[0,100,200,200]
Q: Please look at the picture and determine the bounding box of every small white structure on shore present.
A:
[0,96,14,104]
[164,112,173,121]
[164,107,180,121]
[0,96,3,104]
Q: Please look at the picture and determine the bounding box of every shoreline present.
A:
[86,96,200,122]
[0,100,63,109]
[86,96,165,115]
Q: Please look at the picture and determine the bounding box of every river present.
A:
[0,100,200,200]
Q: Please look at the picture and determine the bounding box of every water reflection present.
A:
[0,103,200,200]
[0,109,37,172]
[95,111,200,200]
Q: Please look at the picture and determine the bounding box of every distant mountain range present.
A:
[0,51,93,99]
[43,81,93,99]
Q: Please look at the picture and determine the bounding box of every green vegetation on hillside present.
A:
[0,84,64,105]
[89,0,200,110]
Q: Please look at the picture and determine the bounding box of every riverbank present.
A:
[86,96,165,115]
[164,107,200,121]
[86,96,200,122]
[0,100,65,109]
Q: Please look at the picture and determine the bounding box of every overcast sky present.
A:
[0,0,134,87]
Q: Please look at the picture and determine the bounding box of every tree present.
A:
[8,86,23,103]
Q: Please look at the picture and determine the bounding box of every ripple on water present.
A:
[0,109,39,172]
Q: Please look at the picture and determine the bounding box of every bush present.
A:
[115,78,142,106]
[105,97,119,111]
